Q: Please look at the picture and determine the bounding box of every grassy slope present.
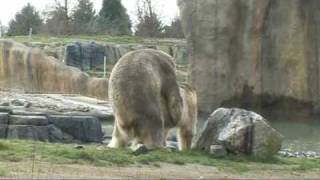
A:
[2,35,186,46]
[0,140,319,177]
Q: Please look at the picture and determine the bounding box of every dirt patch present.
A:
[1,161,319,179]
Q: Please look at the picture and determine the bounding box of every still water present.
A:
[271,121,320,152]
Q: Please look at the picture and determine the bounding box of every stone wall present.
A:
[0,40,108,100]
[0,110,103,143]
[178,0,320,121]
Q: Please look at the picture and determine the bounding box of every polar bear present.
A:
[108,49,197,150]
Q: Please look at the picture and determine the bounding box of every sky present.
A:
[0,0,179,26]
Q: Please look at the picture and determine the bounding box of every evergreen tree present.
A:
[97,0,132,35]
[163,17,185,39]
[71,0,96,34]
[7,3,43,36]
[134,0,164,38]
[44,0,70,35]
[0,21,5,37]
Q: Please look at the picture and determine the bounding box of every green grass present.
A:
[1,35,185,46]
[0,142,10,150]
[0,167,8,177]
[0,140,320,174]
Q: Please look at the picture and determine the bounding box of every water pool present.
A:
[271,121,320,152]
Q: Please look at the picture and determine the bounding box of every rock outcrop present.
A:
[23,41,188,72]
[0,91,113,121]
[0,40,108,99]
[65,41,105,71]
[194,108,283,157]
[178,0,320,121]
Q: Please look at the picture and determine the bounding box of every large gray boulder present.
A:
[6,115,50,141]
[9,115,48,126]
[7,125,49,141]
[0,108,104,143]
[48,124,64,142]
[49,115,103,142]
[178,0,320,121]
[0,113,8,138]
[194,108,283,157]
[0,126,7,139]
[0,113,8,124]
[0,107,12,114]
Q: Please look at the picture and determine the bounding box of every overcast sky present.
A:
[0,0,179,26]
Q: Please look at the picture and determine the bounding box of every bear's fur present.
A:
[177,83,197,150]
[108,49,197,150]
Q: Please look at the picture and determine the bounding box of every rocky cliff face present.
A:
[23,41,188,71]
[0,40,108,99]
[178,0,320,121]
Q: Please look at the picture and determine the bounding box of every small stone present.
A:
[48,105,58,110]
[294,152,301,157]
[209,145,227,157]
[11,99,25,106]
[24,102,32,108]
[278,151,287,157]
[74,145,84,149]
[287,152,295,157]
[132,144,149,156]
[306,151,317,157]
[76,105,90,112]
[166,141,179,150]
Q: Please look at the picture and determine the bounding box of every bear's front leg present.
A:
[108,121,129,148]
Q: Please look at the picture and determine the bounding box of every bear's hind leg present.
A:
[177,127,193,151]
